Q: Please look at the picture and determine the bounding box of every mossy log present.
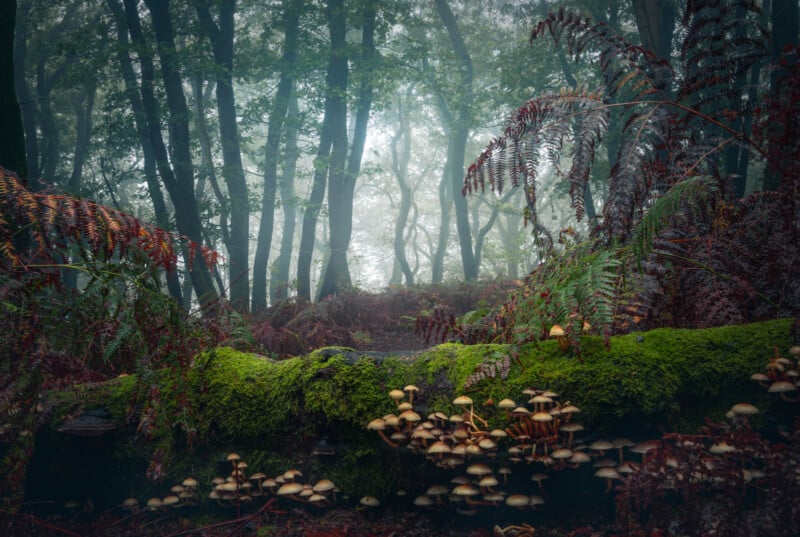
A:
[27,319,795,514]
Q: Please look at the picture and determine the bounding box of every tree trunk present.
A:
[296,110,332,301]
[128,0,218,308]
[434,0,476,281]
[271,95,300,303]
[763,0,798,191]
[390,91,414,286]
[1,0,27,180]
[431,163,451,284]
[251,0,303,313]
[193,0,250,311]
[317,0,376,299]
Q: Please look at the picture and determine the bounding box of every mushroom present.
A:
[276,481,305,502]
[595,467,621,492]
[357,495,380,510]
[367,418,398,448]
[388,389,406,406]
[453,395,486,430]
[768,380,800,402]
[549,324,569,351]
[403,384,420,406]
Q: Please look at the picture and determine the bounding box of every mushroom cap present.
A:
[709,441,737,454]
[388,389,405,400]
[414,495,435,506]
[277,482,304,495]
[750,373,770,381]
[560,422,584,433]
[182,477,198,488]
[250,472,267,481]
[532,411,553,422]
[568,451,591,464]
[497,398,516,409]
[589,439,614,451]
[506,494,530,507]
[560,404,580,414]
[551,448,573,459]
[549,324,565,337]
[768,380,797,393]
[466,462,493,476]
[283,469,303,481]
[162,495,180,507]
[146,497,162,509]
[312,479,336,493]
[226,452,241,462]
[359,496,380,507]
[730,402,759,415]
[479,475,499,487]
[399,409,421,422]
[453,395,473,406]
[367,418,387,431]
[404,384,419,393]
[452,484,479,496]
[530,395,553,405]
[427,441,451,455]
[595,467,621,479]
[308,494,327,503]
[425,484,449,496]
[397,402,414,411]
[122,497,138,508]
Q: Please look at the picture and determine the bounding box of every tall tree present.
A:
[433,0,477,281]
[107,0,183,304]
[193,0,250,311]
[127,0,218,307]
[271,94,300,303]
[251,0,303,313]
[317,0,377,299]
[764,0,799,191]
[389,88,415,286]
[0,0,26,179]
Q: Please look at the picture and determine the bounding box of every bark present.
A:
[631,0,676,98]
[14,0,38,186]
[252,0,303,313]
[431,163,451,284]
[127,0,218,308]
[296,110,332,301]
[193,0,250,311]
[65,81,96,195]
[763,0,799,191]
[434,0,476,282]
[106,0,183,304]
[271,95,300,303]
[317,0,377,299]
[390,92,414,286]
[1,0,26,180]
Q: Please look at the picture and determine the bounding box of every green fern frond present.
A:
[631,175,719,261]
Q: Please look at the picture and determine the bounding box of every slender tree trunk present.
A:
[763,0,798,191]
[14,0,38,186]
[272,94,300,303]
[1,0,26,180]
[390,91,414,286]
[431,163,451,284]
[107,0,183,304]
[297,109,332,301]
[129,0,218,308]
[65,81,96,194]
[317,0,376,299]
[252,0,302,313]
[434,0,476,281]
[193,0,250,311]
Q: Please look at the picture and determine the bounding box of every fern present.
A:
[630,175,719,261]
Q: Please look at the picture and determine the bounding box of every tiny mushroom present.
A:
[404,384,420,406]
[549,324,569,351]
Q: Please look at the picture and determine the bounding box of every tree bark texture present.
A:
[252,0,303,312]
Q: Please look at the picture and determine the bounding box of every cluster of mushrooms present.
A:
[122,476,199,512]
[750,345,800,402]
[367,385,657,508]
[122,453,338,512]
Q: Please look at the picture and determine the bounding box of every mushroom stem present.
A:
[377,430,399,448]
[780,391,800,403]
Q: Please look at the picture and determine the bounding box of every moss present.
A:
[35,318,794,510]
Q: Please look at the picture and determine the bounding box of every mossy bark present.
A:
[28,319,794,511]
